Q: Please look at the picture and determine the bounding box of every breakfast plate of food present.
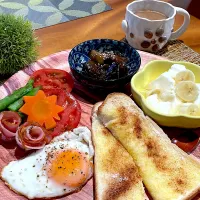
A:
[0,39,199,200]
[0,50,94,200]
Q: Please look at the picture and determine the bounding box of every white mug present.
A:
[122,0,190,52]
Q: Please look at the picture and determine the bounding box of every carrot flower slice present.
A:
[19,90,64,130]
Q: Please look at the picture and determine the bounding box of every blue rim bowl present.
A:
[68,39,141,90]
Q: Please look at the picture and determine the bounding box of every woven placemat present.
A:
[122,38,200,65]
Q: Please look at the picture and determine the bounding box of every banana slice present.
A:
[188,104,200,116]
[168,64,186,78]
[175,70,195,83]
[175,81,199,102]
[175,103,200,116]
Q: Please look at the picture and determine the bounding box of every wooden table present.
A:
[35,0,200,59]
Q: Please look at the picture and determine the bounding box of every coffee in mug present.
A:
[135,10,167,20]
[122,0,190,52]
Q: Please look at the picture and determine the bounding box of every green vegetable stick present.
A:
[17,111,26,120]
[8,86,40,111]
[0,79,34,111]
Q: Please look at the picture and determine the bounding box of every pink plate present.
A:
[0,50,199,200]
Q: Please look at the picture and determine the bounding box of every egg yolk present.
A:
[48,149,90,187]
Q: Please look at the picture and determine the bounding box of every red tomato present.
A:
[44,89,81,137]
[31,69,74,93]
[43,88,67,107]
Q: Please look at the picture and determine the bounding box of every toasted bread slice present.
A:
[98,93,200,200]
[92,102,147,200]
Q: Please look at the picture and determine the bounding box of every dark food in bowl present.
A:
[82,50,128,80]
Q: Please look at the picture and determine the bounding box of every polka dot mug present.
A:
[122,0,190,52]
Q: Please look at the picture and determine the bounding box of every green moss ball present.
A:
[0,14,39,75]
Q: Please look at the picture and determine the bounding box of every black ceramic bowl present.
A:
[68,39,141,90]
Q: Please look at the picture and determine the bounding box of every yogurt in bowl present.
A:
[145,64,200,116]
[131,60,200,128]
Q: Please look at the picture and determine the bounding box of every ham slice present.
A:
[16,122,52,150]
[0,111,21,140]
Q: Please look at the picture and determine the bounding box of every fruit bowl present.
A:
[68,39,141,90]
[131,60,200,128]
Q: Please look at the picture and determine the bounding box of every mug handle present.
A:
[170,7,190,40]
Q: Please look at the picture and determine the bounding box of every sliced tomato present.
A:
[31,69,74,93]
[44,89,81,137]
[43,88,67,107]
[56,101,81,133]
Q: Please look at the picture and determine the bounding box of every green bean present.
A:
[17,112,26,121]
[8,86,40,111]
[0,79,33,111]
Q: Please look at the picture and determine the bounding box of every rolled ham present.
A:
[0,111,21,141]
[16,122,52,150]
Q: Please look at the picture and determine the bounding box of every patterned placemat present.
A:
[122,38,200,65]
[0,0,111,29]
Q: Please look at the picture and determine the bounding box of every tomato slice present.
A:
[44,89,81,137]
[43,88,67,107]
[31,69,74,93]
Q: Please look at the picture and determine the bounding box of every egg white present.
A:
[1,126,94,199]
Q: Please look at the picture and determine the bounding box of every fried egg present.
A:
[1,126,94,199]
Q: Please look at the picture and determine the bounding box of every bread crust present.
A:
[181,187,200,200]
